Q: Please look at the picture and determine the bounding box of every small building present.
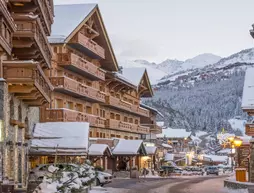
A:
[157,128,192,153]
[29,122,90,168]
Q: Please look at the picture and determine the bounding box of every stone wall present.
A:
[0,81,40,188]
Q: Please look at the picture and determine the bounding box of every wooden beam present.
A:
[9,85,35,93]
[13,40,34,48]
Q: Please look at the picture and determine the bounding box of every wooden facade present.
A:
[0,0,53,189]
[40,4,162,140]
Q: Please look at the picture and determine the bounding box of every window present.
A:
[10,98,14,119]
[135,137,139,140]
[124,117,128,122]
[89,131,93,137]
[129,118,133,123]
[116,114,120,120]
[55,99,63,108]
[96,132,99,137]
[76,104,82,112]
[110,113,115,119]
[96,108,99,116]
[25,117,29,135]
[135,119,138,124]
[116,135,120,138]
[129,136,133,140]
[18,104,22,121]
[86,106,92,114]
[100,133,103,138]
[110,134,115,138]
[103,133,106,138]
[124,136,128,139]
[67,101,73,110]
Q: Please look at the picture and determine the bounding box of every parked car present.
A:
[206,166,219,175]
[95,171,113,186]
[29,163,112,186]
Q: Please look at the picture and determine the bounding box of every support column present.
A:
[249,141,254,182]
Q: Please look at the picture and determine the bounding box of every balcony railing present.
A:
[57,53,105,81]
[106,96,150,117]
[245,123,254,136]
[70,32,105,59]
[13,14,52,68]
[3,60,52,105]
[106,119,149,134]
[149,124,162,134]
[42,108,99,126]
[0,0,16,31]
[137,125,150,134]
[50,76,106,103]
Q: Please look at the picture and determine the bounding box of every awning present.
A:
[88,144,112,156]
[30,122,89,156]
[112,139,147,156]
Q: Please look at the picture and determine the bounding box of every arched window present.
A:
[10,98,14,119]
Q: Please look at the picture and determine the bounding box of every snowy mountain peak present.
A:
[182,53,222,69]
[213,48,254,68]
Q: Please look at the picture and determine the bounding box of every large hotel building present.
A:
[0,1,162,189]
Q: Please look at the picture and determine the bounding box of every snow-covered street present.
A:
[102,176,242,193]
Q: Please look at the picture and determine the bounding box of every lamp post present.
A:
[228,136,235,170]
[233,137,243,168]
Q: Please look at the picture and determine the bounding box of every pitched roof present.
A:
[157,128,191,139]
[242,68,254,110]
[49,4,118,71]
[88,144,112,156]
[140,103,164,117]
[145,146,157,155]
[51,4,97,40]
[112,140,147,155]
[30,122,90,155]
[121,67,146,87]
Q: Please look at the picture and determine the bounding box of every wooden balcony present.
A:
[69,32,105,59]
[12,13,52,68]
[245,123,254,136]
[41,108,99,126]
[50,76,106,103]
[9,0,54,36]
[3,60,52,106]
[137,125,150,135]
[149,124,162,134]
[0,0,16,30]
[106,119,149,134]
[105,96,150,117]
[57,53,105,81]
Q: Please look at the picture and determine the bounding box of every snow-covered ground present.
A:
[228,118,246,136]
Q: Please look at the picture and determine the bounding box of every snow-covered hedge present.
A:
[34,162,96,193]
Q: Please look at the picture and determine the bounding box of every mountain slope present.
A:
[145,48,254,136]
[119,60,167,84]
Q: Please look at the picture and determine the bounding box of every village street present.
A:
[104,176,233,193]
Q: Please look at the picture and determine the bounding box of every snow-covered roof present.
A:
[156,121,164,127]
[140,103,164,118]
[30,122,90,154]
[121,67,146,87]
[217,149,232,154]
[242,68,254,110]
[205,155,228,163]
[145,146,157,155]
[161,143,173,149]
[88,144,112,156]
[49,4,97,42]
[164,153,174,161]
[157,128,191,139]
[112,140,146,155]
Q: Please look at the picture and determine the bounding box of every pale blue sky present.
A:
[54,0,254,63]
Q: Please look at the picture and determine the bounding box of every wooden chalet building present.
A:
[40,4,162,140]
[0,0,54,189]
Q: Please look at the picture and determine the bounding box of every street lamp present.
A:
[234,137,243,167]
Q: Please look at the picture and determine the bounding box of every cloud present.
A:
[109,35,159,61]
